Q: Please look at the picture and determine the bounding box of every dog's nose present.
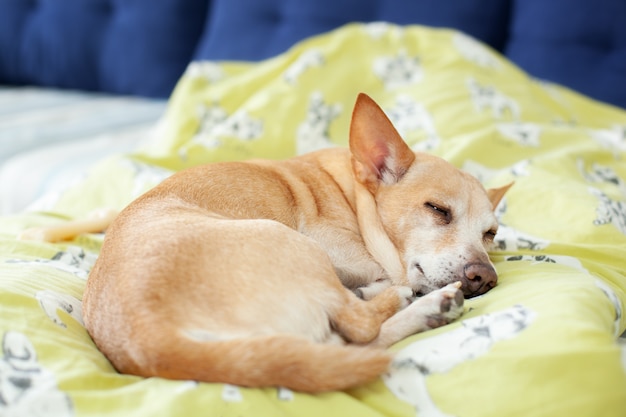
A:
[460,263,497,298]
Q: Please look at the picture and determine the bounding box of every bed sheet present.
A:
[1,24,625,417]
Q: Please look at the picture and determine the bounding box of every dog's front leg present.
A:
[369,282,464,348]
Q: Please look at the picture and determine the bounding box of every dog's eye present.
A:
[425,202,451,223]
[484,230,497,241]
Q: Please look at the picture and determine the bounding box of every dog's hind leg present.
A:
[330,285,413,344]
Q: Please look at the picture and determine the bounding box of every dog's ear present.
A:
[349,93,415,191]
[487,182,514,210]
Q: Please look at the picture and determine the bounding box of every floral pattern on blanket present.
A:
[1,23,625,417]
[0,331,74,417]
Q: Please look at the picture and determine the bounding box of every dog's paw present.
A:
[419,282,465,329]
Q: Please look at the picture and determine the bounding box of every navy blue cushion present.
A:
[506,0,626,108]
[0,0,209,98]
[194,0,511,61]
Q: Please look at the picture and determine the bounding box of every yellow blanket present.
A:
[1,23,625,417]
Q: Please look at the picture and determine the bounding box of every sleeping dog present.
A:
[82,93,510,392]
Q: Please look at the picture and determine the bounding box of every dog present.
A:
[81,93,510,393]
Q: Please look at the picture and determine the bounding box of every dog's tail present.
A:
[126,333,393,393]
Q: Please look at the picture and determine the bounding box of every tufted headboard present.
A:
[0,0,209,98]
[1,0,625,108]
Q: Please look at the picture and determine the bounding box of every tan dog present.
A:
[83,94,510,393]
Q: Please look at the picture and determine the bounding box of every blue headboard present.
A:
[0,0,209,98]
[194,0,511,61]
[1,0,625,108]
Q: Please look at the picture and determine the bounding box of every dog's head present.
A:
[349,93,511,298]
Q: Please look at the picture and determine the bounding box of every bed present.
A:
[1,1,625,416]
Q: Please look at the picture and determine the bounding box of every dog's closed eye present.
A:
[483,229,497,243]
[425,202,452,224]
